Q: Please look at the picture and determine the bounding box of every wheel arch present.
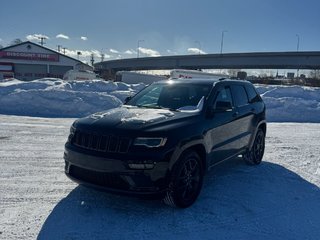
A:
[249,120,267,150]
[169,143,208,175]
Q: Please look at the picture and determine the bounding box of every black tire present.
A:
[243,128,265,165]
[164,151,203,208]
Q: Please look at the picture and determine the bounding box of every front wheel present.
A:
[243,128,265,165]
[164,151,203,208]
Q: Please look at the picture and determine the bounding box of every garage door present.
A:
[15,63,47,81]
[49,65,73,78]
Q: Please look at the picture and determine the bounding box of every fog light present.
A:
[128,163,155,169]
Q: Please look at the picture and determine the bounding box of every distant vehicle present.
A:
[63,70,101,81]
[115,71,167,84]
[170,69,228,79]
[64,78,266,208]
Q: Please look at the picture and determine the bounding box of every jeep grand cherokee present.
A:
[64,78,266,208]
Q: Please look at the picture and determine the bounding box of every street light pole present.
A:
[137,40,144,58]
[296,34,300,78]
[296,34,300,52]
[220,30,227,54]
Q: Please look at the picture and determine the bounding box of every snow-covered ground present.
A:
[1,78,320,122]
[0,115,319,240]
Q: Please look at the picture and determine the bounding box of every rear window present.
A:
[231,85,249,107]
[245,84,261,103]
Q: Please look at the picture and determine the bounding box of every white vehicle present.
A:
[63,70,100,81]
[115,71,167,84]
[170,69,228,79]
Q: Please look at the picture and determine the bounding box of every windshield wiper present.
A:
[136,105,178,112]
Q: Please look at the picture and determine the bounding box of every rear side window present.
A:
[245,84,261,103]
[214,87,233,108]
[231,85,249,107]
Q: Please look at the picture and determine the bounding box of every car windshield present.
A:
[126,82,212,111]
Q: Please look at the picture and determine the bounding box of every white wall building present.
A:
[0,41,92,80]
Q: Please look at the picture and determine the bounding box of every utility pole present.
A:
[77,51,82,60]
[38,37,46,46]
[90,53,95,66]
[57,45,62,53]
[62,47,67,55]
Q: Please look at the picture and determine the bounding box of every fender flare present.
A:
[248,120,267,150]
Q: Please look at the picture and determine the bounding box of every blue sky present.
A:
[1,0,320,63]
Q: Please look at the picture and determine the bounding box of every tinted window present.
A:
[231,85,249,107]
[214,87,233,108]
[127,83,212,110]
[245,84,260,103]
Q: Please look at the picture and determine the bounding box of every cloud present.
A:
[187,48,206,54]
[138,47,161,57]
[64,49,111,60]
[166,49,178,55]
[26,34,50,41]
[64,49,91,58]
[109,49,119,54]
[124,49,136,55]
[56,34,69,40]
[80,36,88,41]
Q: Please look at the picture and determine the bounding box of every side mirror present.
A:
[124,96,132,104]
[215,101,233,112]
[206,101,233,118]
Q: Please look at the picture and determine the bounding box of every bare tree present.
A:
[227,69,241,78]
[309,69,320,79]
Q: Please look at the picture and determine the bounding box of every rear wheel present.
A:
[164,151,203,208]
[243,128,265,165]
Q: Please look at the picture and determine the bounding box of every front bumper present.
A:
[64,146,170,196]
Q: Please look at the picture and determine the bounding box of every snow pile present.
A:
[0,78,319,122]
[256,85,320,123]
[0,78,145,118]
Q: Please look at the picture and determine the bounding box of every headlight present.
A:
[70,125,76,134]
[133,137,167,148]
[68,125,76,142]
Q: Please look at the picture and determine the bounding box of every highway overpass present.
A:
[94,51,320,79]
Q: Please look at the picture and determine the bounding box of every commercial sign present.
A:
[0,51,59,62]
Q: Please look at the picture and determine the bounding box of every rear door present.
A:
[230,84,254,152]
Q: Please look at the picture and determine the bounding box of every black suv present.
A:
[64,78,266,208]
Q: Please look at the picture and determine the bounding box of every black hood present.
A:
[74,105,201,133]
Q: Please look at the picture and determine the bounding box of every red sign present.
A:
[0,51,59,62]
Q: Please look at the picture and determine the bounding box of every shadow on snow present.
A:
[38,158,320,240]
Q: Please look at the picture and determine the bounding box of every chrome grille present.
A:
[71,130,131,153]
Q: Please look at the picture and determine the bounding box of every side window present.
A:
[135,85,162,106]
[214,87,233,108]
[245,84,261,103]
[231,85,249,107]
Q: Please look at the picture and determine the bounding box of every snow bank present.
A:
[256,85,320,123]
[0,78,145,118]
[0,78,319,122]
